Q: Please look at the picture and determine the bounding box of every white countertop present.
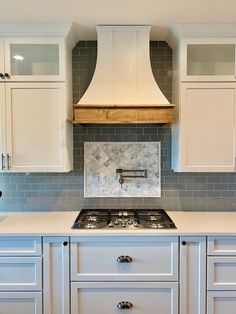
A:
[0,210,236,236]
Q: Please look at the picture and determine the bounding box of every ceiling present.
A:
[0,0,236,40]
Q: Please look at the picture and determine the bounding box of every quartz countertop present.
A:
[0,211,236,236]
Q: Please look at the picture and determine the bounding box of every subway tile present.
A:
[2,40,236,211]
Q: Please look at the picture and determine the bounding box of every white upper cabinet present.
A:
[0,23,77,173]
[2,38,65,81]
[170,24,236,172]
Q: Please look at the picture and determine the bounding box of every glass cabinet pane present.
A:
[10,44,59,76]
[187,44,235,76]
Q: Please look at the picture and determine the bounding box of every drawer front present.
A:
[208,256,236,290]
[208,237,236,256]
[0,237,42,256]
[0,257,42,291]
[71,236,178,281]
[207,291,236,314]
[0,292,42,314]
[71,282,178,314]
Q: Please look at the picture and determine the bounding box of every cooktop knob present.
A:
[134,222,139,227]
[108,222,114,228]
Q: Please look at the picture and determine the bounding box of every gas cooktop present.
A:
[72,209,176,229]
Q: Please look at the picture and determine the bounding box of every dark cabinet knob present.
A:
[4,73,10,79]
[182,241,187,246]
[117,255,133,263]
[0,191,2,198]
[63,241,68,246]
[0,73,5,79]
[117,301,133,309]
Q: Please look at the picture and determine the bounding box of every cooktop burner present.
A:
[72,209,176,229]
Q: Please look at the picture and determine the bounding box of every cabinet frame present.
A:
[180,37,236,82]
[3,37,65,82]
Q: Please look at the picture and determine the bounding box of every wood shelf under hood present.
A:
[73,104,175,124]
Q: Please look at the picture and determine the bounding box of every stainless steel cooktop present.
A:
[72,209,176,229]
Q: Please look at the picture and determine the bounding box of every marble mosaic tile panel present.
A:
[84,142,161,197]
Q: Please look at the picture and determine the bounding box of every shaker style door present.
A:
[179,83,236,172]
[5,82,71,172]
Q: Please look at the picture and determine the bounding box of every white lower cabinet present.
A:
[43,237,70,314]
[180,236,207,314]
[0,237,42,314]
[207,236,236,314]
[70,236,179,314]
[0,292,42,314]
[71,282,178,314]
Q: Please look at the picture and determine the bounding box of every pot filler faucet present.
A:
[116,168,148,189]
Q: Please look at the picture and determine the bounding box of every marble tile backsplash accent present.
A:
[84,142,161,197]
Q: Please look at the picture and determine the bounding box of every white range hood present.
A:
[73,25,174,124]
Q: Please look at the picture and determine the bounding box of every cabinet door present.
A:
[179,83,236,172]
[0,83,6,172]
[0,292,42,314]
[43,237,69,314]
[180,236,206,314]
[4,38,65,81]
[71,282,178,314]
[180,39,236,82]
[207,291,236,314]
[5,82,72,172]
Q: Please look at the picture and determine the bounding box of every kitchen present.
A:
[1,0,236,313]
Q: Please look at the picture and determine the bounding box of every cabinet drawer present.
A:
[0,237,42,256]
[208,237,236,255]
[0,292,42,314]
[71,236,178,281]
[0,257,42,291]
[208,256,236,290]
[207,291,236,314]
[71,282,178,314]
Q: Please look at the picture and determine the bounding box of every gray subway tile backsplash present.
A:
[1,41,236,211]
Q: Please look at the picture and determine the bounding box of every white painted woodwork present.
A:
[207,256,236,290]
[0,256,42,291]
[0,39,5,73]
[71,281,178,314]
[0,83,6,172]
[0,236,42,256]
[180,236,206,314]
[43,237,69,314]
[0,23,74,173]
[0,292,42,314]
[78,25,170,106]
[4,82,72,172]
[208,237,236,255]
[71,236,178,281]
[207,291,236,314]
[4,38,65,81]
[173,83,236,172]
[180,38,236,82]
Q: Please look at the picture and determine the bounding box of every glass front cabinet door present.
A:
[180,39,236,82]
[3,38,65,81]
